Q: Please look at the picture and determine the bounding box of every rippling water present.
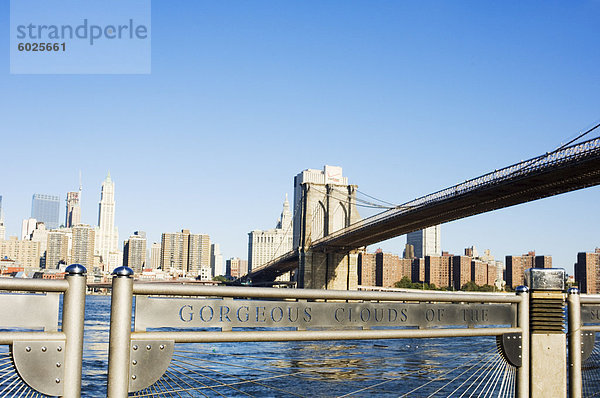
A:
[79,295,510,397]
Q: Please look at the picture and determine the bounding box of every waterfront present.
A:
[78,295,514,397]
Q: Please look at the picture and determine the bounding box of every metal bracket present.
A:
[496,332,523,367]
[129,340,174,392]
[11,340,65,396]
[582,331,596,362]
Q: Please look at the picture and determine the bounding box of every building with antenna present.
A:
[248,196,293,273]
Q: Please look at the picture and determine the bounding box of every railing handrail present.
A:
[0,278,69,292]
[579,293,600,304]
[131,282,521,303]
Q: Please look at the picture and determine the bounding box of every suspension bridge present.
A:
[243,132,600,287]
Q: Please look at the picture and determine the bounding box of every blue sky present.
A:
[2,1,600,274]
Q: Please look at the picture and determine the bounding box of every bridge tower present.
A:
[292,166,362,289]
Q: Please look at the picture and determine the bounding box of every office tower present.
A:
[24,221,49,265]
[211,243,224,276]
[150,242,161,270]
[65,191,81,228]
[407,225,441,258]
[161,229,190,271]
[31,194,60,230]
[248,196,293,271]
[71,225,95,270]
[161,230,210,277]
[0,195,5,240]
[94,173,119,268]
[189,233,211,279]
[226,257,248,279]
[46,229,71,269]
[21,218,38,240]
[575,249,600,294]
[0,237,41,268]
[123,232,147,273]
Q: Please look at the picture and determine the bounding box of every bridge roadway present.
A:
[244,135,600,283]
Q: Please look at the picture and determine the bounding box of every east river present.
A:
[78,295,514,397]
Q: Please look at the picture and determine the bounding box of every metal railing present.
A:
[107,266,530,397]
[569,290,600,398]
[0,265,87,397]
[8,265,600,396]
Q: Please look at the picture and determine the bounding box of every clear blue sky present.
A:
[2,1,599,274]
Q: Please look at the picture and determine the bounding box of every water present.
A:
[78,296,514,397]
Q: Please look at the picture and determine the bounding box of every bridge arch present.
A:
[311,201,327,241]
[331,201,348,233]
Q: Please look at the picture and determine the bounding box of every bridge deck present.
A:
[246,136,600,282]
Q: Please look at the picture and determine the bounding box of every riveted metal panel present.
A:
[134,296,515,331]
[0,293,59,331]
[12,340,65,396]
[129,340,174,392]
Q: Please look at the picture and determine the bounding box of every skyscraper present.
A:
[65,191,81,228]
[406,225,441,258]
[123,232,147,273]
[210,243,224,276]
[161,229,210,277]
[248,196,293,271]
[94,173,119,268]
[22,221,48,267]
[66,172,83,228]
[21,218,37,240]
[150,242,161,270]
[71,225,95,270]
[31,194,60,230]
[189,234,211,279]
[46,229,71,269]
[0,195,5,240]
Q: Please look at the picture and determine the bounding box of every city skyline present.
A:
[2,2,600,274]
[1,162,599,276]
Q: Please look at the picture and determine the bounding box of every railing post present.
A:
[526,268,567,398]
[515,285,530,398]
[568,287,582,398]
[62,264,87,398]
[107,266,134,398]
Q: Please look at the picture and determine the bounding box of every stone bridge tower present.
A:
[292,165,361,289]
